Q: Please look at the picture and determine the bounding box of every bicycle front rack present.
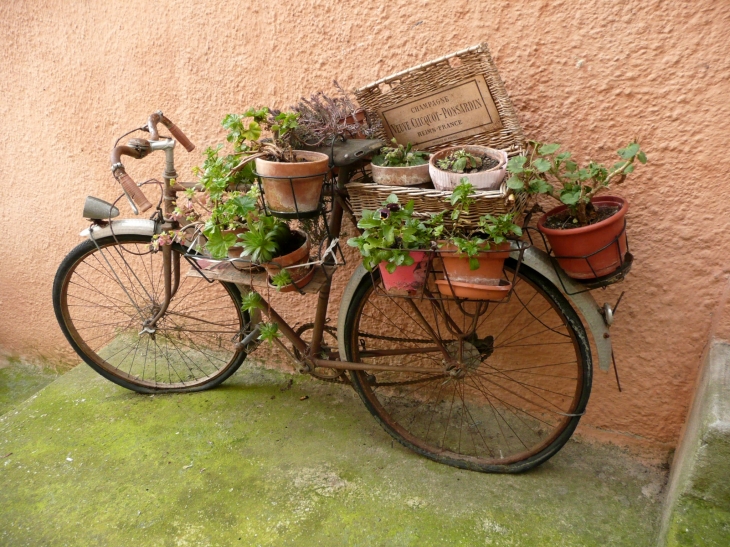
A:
[369,240,530,313]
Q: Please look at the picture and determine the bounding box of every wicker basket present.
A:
[352,42,528,224]
[348,181,528,228]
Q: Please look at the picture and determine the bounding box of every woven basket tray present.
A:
[352,42,528,224]
[347,181,528,228]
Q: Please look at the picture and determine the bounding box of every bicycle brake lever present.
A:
[121,188,139,215]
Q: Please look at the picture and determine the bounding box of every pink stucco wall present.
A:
[2,0,729,458]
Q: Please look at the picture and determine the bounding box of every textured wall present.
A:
[2,0,729,456]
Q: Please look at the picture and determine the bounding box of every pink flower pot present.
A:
[378,251,430,292]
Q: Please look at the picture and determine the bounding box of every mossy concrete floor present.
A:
[1,362,668,546]
[0,358,59,416]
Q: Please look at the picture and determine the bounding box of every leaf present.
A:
[453,157,467,172]
[507,156,527,174]
[560,190,582,205]
[533,158,552,173]
[205,228,236,260]
[538,143,560,155]
[623,163,635,174]
[506,175,525,191]
[618,142,640,159]
[385,194,399,204]
[637,151,647,164]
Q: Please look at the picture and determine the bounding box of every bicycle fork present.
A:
[139,245,181,336]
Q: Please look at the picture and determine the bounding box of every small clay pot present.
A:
[378,251,430,293]
[537,196,628,280]
[255,151,329,214]
[371,162,431,186]
[429,145,508,191]
[263,230,312,284]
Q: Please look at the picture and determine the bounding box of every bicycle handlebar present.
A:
[110,111,195,213]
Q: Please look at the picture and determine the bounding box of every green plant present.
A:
[347,194,443,273]
[257,322,281,345]
[238,214,291,263]
[240,291,264,315]
[372,139,429,168]
[436,149,484,173]
[271,269,294,290]
[201,187,260,259]
[506,140,646,226]
[443,178,522,270]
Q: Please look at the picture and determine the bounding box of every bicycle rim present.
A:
[53,235,247,393]
[343,260,592,473]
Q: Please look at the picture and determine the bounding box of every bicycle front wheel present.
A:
[53,235,247,393]
[342,260,592,473]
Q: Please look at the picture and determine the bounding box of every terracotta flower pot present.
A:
[537,196,628,280]
[428,145,508,191]
[264,230,312,284]
[255,151,329,214]
[439,241,512,285]
[435,279,512,301]
[339,109,368,139]
[378,251,430,292]
[371,162,431,186]
[268,266,316,293]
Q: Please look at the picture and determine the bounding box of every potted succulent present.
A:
[435,179,522,300]
[506,140,646,279]
[370,139,431,186]
[347,195,443,292]
[225,107,330,214]
[237,213,315,291]
[429,145,508,191]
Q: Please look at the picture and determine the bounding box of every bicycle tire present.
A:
[342,259,592,473]
[53,234,248,393]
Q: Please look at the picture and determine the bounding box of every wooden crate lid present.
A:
[356,43,525,155]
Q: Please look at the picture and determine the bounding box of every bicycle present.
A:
[53,111,625,473]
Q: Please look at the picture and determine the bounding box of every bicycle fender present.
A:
[79,219,157,240]
[512,247,612,372]
[337,263,370,362]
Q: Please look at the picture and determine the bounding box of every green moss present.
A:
[666,497,730,547]
[0,359,59,416]
[0,363,665,546]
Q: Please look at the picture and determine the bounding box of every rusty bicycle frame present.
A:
[110,112,471,382]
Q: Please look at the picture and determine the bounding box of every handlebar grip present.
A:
[116,171,152,212]
[165,121,195,152]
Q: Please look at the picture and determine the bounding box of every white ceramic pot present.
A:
[428,145,508,191]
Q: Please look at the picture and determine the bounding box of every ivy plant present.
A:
[347,194,443,273]
[506,140,646,226]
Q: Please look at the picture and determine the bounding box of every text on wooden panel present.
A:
[378,75,503,148]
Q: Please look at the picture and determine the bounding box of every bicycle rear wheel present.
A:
[53,234,247,393]
[342,260,592,473]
